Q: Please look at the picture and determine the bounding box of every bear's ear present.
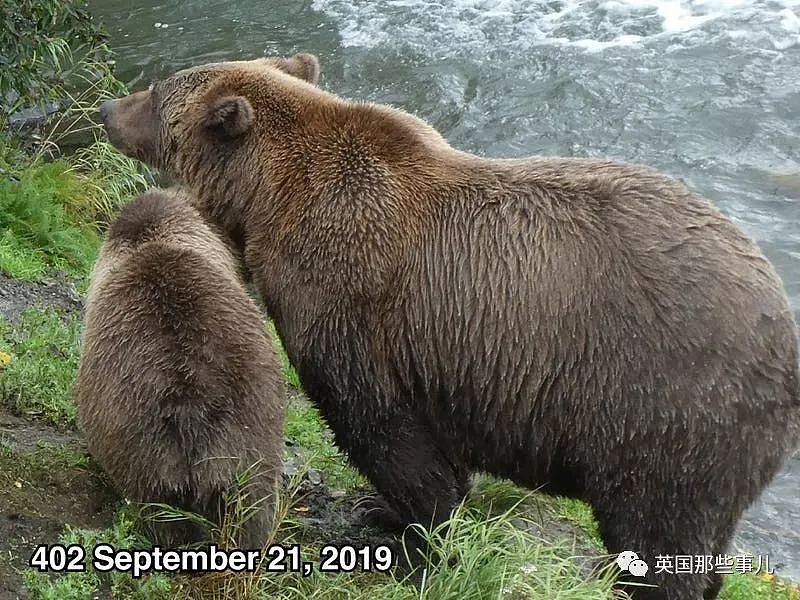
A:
[205,95,254,138]
[276,53,320,84]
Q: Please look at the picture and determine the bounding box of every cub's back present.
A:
[76,191,283,500]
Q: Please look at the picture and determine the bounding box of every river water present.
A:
[89,0,800,580]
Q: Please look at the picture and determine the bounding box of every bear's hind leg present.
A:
[594,500,715,600]
[703,572,723,600]
[701,518,740,600]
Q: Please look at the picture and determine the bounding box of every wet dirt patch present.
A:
[0,273,83,324]
[291,480,403,552]
[0,405,117,600]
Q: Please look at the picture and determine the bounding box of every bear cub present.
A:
[76,188,285,547]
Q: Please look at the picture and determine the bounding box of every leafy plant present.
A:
[0,0,114,121]
[1,0,151,223]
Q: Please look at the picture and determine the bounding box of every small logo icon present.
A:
[617,551,649,577]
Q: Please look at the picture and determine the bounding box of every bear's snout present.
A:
[98,98,127,154]
[98,99,113,124]
[97,91,157,163]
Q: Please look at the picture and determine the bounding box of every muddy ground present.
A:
[0,273,83,325]
[0,406,114,599]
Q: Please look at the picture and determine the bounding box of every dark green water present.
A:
[90,0,800,578]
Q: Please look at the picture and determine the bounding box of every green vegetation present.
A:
[0,157,100,281]
[0,229,47,280]
[0,135,147,285]
[1,0,116,122]
[1,0,150,266]
[69,138,150,222]
[1,309,82,426]
[285,395,366,490]
[555,497,604,550]
[721,573,800,600]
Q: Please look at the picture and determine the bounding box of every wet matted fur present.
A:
[100,56,800,599]
[76,188,285,547]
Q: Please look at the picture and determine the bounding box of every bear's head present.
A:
[98,53,321,178]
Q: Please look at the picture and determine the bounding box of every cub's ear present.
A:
[205,95,254,137]
[276,53,320,84]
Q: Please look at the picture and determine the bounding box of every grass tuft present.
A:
[412,502,618,600]
[0,230,48,281]
[68,139,150,225]
[0,308,81,426]
[0,158,100,282]
[267,321,302,389]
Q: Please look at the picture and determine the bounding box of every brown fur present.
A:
[75,188,285,547]
[101,55,800,599]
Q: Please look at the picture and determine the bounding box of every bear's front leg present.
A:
[330,403,471,570]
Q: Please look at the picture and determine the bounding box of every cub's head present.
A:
[99,53,321,179]
[98,187,243,284]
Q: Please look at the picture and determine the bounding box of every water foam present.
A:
[312,0,800,54]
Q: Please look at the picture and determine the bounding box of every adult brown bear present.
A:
[76,188,285,548]
[99,54,800,599]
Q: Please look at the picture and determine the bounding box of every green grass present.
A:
[24,510,173,600]
[68,139,149,222]
[0,308,81,426]
[267,321,302,389]
[0,155,100,282]
[0,125,149,285]
[410,502,616,600]
[285,395,367,491]
[0,229,47,280]
[721,573,800,600]
[555,497,604,550]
